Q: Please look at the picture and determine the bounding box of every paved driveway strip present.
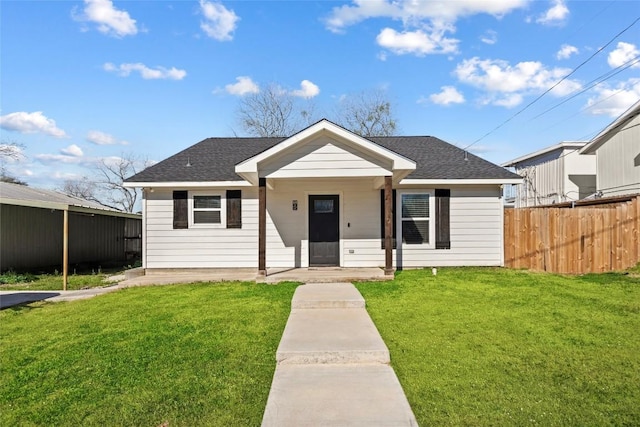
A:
[262,282,418,426]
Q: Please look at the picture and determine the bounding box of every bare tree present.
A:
[335,89,398,137]
[0,141,24,161]
[96,154,147,212]
[237,84,317,137]
[0,140,27,185]
[61,153,150,213]
[62,178,101,204]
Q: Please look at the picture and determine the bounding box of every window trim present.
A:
[189,191,226,228]
[397,189,435,248]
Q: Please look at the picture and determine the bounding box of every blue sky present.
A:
[1,0,639,189]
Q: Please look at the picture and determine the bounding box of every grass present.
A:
[0,281,298,426]
[356,267,640,426]
[0,271,120,291]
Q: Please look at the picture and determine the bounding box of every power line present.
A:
[463,15,640,151]
[531,56,640,120]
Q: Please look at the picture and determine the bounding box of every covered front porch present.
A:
[235,120,417,277]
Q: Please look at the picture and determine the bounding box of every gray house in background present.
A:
[0,182,141,272]
[580,100,640,198]
[502,141,597,207]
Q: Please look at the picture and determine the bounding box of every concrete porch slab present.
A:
[117,267,393,286]
[264,267,392,283]
[291,282,365,309]
[261,364,418,427]
[276,307,390,365]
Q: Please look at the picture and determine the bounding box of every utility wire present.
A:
[531,56,640,120]
[463,15,640,151]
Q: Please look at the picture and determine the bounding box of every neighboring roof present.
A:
[126,125,519,184]
[0,182,139,218]
[580,99,640,155]
[501,141,587,167]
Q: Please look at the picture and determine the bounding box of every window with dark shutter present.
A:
[380,189,397,249]
[173,191,188,229]
[435,189,451,249]
[227,190,242,228]
[401,193,430,244]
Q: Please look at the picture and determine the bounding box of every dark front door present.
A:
[309,195,340,266]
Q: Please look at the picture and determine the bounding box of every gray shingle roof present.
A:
[126,135,519,182]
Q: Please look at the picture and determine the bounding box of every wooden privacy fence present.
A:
[504,196,640,274]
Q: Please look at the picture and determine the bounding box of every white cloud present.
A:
[556,44,579,60]
[376,25,458,56]
[103,62,186,80]
[429,86,465,105]
[536,0,569,26]
[74,0,138,37]
[324,0,526,57]
[0,111,68,138]
[200,0,239,41]
[61,144,84,157]
[480,30,497,45]
[35,153,89,165]
[585,78,640,117]
[86,130,128,145]
[454,57,581,107]
[224,76,259,96]
[325,0,528,32]
[291,80,320,99]
[608,42,640,69]
[492,93,523,108]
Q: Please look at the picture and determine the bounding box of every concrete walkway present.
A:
[0,285,125,309]
[262,283,418,426]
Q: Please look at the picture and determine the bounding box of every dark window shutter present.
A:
[435,189,451,249]
[380,189,397,249]
[173,191,188,229]
[226,190,242,229]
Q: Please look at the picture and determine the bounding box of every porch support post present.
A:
[63,208,69,290]
[384,175,393,275]
[258,178,267,276]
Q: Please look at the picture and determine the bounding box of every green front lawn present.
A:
[0,282,298,426]
[2,268,639,426]
[356,267,640,426]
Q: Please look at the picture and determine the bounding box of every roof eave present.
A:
[400,178,523,185]
[123,180,253,188]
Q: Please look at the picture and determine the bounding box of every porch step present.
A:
[291,282,365,309]
[276,307,390,365]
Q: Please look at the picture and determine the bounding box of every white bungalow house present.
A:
[124,120,521,276]
[501,141,597,207]
[579,100,640,198]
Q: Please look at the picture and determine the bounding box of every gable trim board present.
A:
[126,120,520,272]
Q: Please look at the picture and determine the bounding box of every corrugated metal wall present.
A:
[1,204,141,271]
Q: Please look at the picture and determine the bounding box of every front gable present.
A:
[235,119,415,184]
[259,134,393,179]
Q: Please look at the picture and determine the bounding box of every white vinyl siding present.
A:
[594,113,640,197]
[145,188,258,268]
[392,186,504,268]
[260,136,392,179]
[143,183,505,269]
[511,146,596,207]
